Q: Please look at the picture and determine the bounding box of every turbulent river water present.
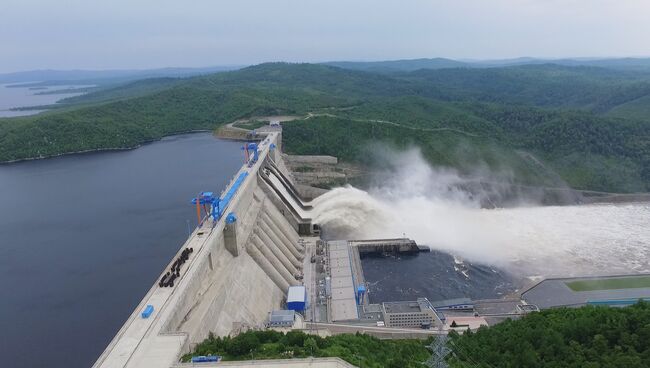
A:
[310,149,650,302]
[314,188,650,278]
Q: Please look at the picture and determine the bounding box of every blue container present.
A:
[191,355,221,363]
[287,286,307,311]
[141,305,154,319]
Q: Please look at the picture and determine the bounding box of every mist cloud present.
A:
[310,148,650,278]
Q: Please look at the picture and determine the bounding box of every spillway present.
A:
[264,169,312,219]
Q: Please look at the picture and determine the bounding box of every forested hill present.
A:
[449,302,650,367]
[1,62,649,192]
[323,57,467,72]
[404,64,650,112]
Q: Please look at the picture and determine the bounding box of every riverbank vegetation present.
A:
[1,62,649,192]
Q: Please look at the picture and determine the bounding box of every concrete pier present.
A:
[349,238,422,254]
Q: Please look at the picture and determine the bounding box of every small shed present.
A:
[287,285,307,311]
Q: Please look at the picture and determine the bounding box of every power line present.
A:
[424,329,451,368]
[448,339,496,368]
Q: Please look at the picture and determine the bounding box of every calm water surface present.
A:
[0,133,242,368]
[0,83,90,117]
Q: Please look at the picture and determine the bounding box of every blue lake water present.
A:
[0,133,242,368]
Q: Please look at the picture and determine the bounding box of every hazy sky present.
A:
[2,0,649,73]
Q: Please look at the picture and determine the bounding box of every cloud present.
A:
[1,0,649,72]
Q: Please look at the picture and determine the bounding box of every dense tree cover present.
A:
[183,330,430,367]
[1,62,649,192]
[608,95,650,121]
[59,77,180,105]
[282,116,552,184]
[282,105,650,192]
[404,64,650,112]
[448,302,650,368]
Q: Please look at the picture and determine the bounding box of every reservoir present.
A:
[0,133,242,368]
[0,83,90,117]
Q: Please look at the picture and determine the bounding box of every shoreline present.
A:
[0,129,213,165]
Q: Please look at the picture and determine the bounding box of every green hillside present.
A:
[404,65,650,112]
[59,77,182,105]
[1,62,649,192]
[607,94,650,120]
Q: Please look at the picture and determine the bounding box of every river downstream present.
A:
[0,133,242,368]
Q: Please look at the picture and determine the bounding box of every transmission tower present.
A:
[424,330,451,368]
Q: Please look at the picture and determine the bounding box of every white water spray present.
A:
[310,149,650,278]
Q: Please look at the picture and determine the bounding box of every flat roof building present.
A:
[268,310,296,328]
[359,303,384,322]
[382,298,442,328]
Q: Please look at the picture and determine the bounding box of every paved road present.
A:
[305,322,444,337]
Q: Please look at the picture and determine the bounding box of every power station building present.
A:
[382,298,442,328]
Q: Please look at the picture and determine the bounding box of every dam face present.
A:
[93,131,314,368]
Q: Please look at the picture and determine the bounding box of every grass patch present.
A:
[566,276,650,291]
[233,119,269,130]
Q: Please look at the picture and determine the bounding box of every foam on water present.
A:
[310,149,650,278]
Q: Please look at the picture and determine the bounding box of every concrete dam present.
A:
[94,127,477,368]
[94,131,320,368]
